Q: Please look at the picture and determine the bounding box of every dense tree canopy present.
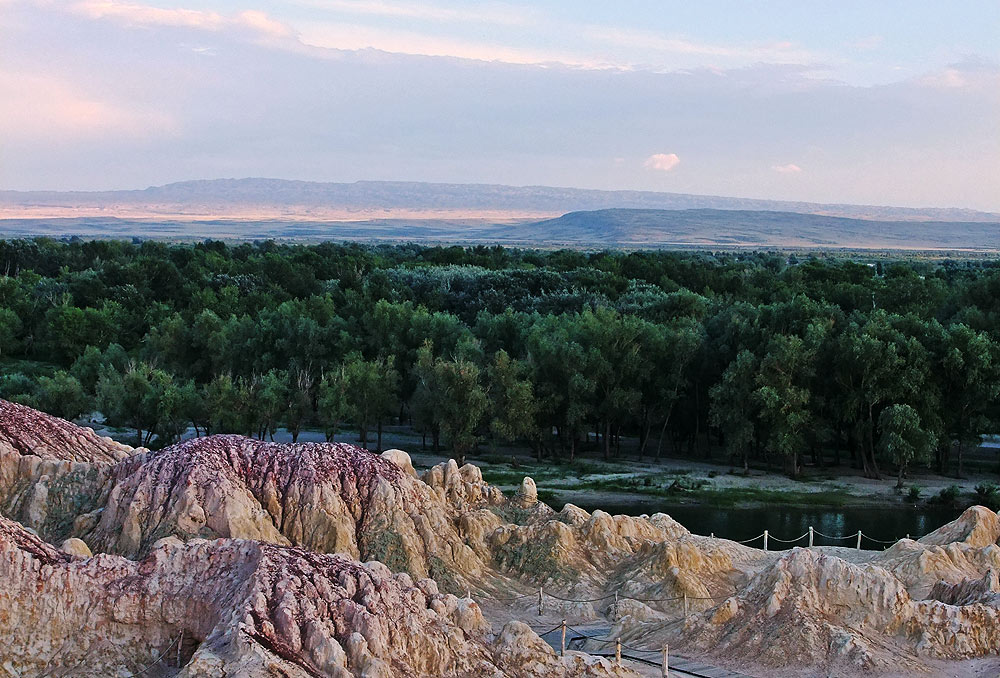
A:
[1,238,999,480]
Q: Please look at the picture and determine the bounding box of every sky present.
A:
[1,0,999,210]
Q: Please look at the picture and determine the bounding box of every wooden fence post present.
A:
[662,643,669,677]
[538,586,543,616]
[615,638,621,666]
[560,620,566,657]
[682,593,688,619]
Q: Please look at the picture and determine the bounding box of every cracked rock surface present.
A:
[4,400,1000,677]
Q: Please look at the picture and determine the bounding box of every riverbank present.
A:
[90,420,994,514]
[457,453,989,513]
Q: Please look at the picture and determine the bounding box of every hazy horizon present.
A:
[2,1,999,211]
[5,176,1000,216]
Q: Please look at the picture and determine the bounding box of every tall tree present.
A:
[284,368,314,443]
[317,365,350,442]
[255,369,289,440]
[754,334,817,478]
[344,354,398,451]
[486,349,539,452]
[939,325,1000,477]
[878,403,936,488]
[709,350,758,474]
[412,343,488,465]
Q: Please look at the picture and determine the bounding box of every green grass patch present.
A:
[690,488,851,508]
[478,458,627,486]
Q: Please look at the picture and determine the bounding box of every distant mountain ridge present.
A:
[2,177,997,222]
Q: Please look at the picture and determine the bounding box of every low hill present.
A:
[522,208,1000,250]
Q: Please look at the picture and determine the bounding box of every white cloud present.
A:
[580,26,817,64]
[296,22,617,68]
[643,153,680,172]
[72,1,227,30]
[916,59,1000,91]
[70,1,292,38]
[295,0,530,27]
[772,163,803,173]
[236,10,293,38]
[65,1,817,73]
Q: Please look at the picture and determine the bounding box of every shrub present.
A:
[974,482,1000,510]
[932,485,961,505]
[907,485,922,502]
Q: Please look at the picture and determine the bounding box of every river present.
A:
[555,498,964,550]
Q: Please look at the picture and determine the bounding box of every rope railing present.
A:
[723,526,921,551]
[767,531,811,543]
[543,591,617,603]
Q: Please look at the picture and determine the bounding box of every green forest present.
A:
[2,238,999,485]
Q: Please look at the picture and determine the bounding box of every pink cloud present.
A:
[71,1,293,39]
[772,163,803,174]
[72,1,226,30]
[643,153,680,172]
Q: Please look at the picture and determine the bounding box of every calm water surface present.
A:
[555,498,963,550]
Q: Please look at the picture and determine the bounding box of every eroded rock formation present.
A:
[0,515,635,677]
[0,399,132,539]
[4,399,1000,677]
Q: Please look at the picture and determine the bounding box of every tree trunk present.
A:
[867,431,881,480]
[638,411,649,458]
[864,407,881,480]
[957,441,965,479]
[694,384,702,455]
[655,413,671,462]
[896,463,905,490]
[377,419,383,453]
[570,434,576,463]
[639,419,651,458]
[603,420,611,461]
